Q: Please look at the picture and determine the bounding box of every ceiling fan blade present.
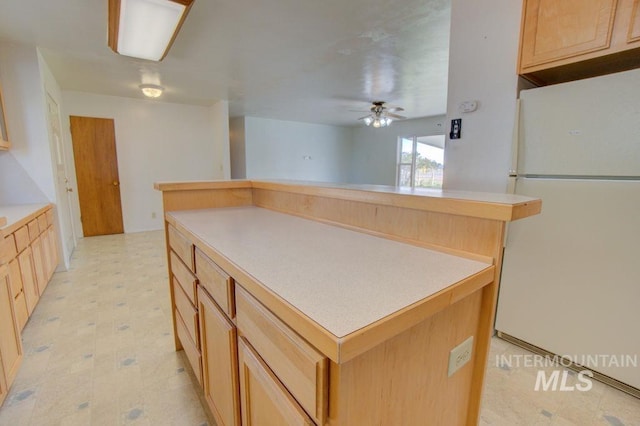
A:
[386,107,405,112]
[387,112,407,119]
[357,115,372,120]
[349,109,374,113]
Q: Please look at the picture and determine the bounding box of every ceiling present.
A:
[0,0,451,126]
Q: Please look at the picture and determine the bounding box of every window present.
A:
[397,135,444,189]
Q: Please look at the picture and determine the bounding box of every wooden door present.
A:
[198,287,241,426]
[70,116,124,236]
[0,265,23,387]
[238,338,314,426]
[520,0,617,69]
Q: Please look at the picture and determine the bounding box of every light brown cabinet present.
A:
[0,264,23,399]
[198,286,240,426]
[238,338,314,426]
[18,246,39,315]
[519,0,640,85]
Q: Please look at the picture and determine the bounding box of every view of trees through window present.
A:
[397,135,444,189]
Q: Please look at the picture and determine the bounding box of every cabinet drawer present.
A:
[171,251,198,305]
[37,215,47,234]
[195,248,234,317]
[1,234,16,262]
[27,220,39,241]
[176,309,202,384]
[8,259,23,300]
[238,337,314,426]
[174,280,199,348]
[168,224,194,271]
[14,227,29,253]
[46,209,54,226]
[236,286,328,424]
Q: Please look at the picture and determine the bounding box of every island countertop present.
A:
[168,206,494,339]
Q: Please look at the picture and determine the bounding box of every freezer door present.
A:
[496,178,640,388]
[518,69,640,176]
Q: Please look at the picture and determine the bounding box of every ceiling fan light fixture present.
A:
[108,0,194,62]
[140,84,164,98]
[363,116,374,126]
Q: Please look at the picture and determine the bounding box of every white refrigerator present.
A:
[495,69,640,390]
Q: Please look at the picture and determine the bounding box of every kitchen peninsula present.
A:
[154,180,541,426]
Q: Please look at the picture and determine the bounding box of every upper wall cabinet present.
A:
[0,82,9,150]
[519,0,640,85]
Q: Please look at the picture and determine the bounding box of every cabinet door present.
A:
[198,287,240,426]
[238,338,314,426]
[46,226,58,280]
[31,236,46,296]
[18,247,39,315]
[0,266,23,387]
[8,259,28,330]
[520,0,617,69]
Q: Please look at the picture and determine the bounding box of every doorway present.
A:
[69,116,124,236]
[45,93,77,264]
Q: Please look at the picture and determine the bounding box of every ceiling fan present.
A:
[355,101,407,128]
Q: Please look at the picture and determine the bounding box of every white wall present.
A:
[62,91,227,234]
[242,117,353,182]
[350,116,446,185]
[0,42,55,202]
[212,100,231,179]
[229,117,246,179]
[0,153,47,204]
[443,0,523,192]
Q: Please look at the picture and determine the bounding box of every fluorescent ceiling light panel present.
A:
[109,0,193,61]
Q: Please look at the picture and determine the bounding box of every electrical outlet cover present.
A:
[448,336,474,377]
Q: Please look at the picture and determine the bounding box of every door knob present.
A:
[113,181,119,186]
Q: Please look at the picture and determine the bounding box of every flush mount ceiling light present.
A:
[139,84,164,98]
[357,101,407,128]
[108,0,195,61]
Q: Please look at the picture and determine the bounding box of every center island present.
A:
[154,180,541,426]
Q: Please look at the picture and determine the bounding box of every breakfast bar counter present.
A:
[155,180,541,426]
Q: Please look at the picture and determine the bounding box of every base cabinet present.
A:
[0,265,23,398]
[238,338,314,426]
[18,247,38,315]
[198,286,240,426]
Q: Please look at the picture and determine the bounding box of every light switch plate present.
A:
[448,336,474,377]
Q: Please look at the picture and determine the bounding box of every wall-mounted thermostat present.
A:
[458,100,478,113]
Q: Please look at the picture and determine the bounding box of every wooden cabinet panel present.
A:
[37,215,47,235]
[168,224,193,271]
[627,0,640,41]
[520,0,617,69]
[238,338,314,426]
[45,210,54,227]
[198,286,240,426]
[1,235,16,262]
[174,280,198,348]
[0,361,7,406]
[175,309,202,384]
[27,220,39,242]
[18,247,39,315]
[31,236,46,297]
[236,286,328,425]
[171,251,198,305]
[14,227,29,253]
[46,226,58,280]
[0,265,23,388]
[8,260,28,331]
[195,248,234,317]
